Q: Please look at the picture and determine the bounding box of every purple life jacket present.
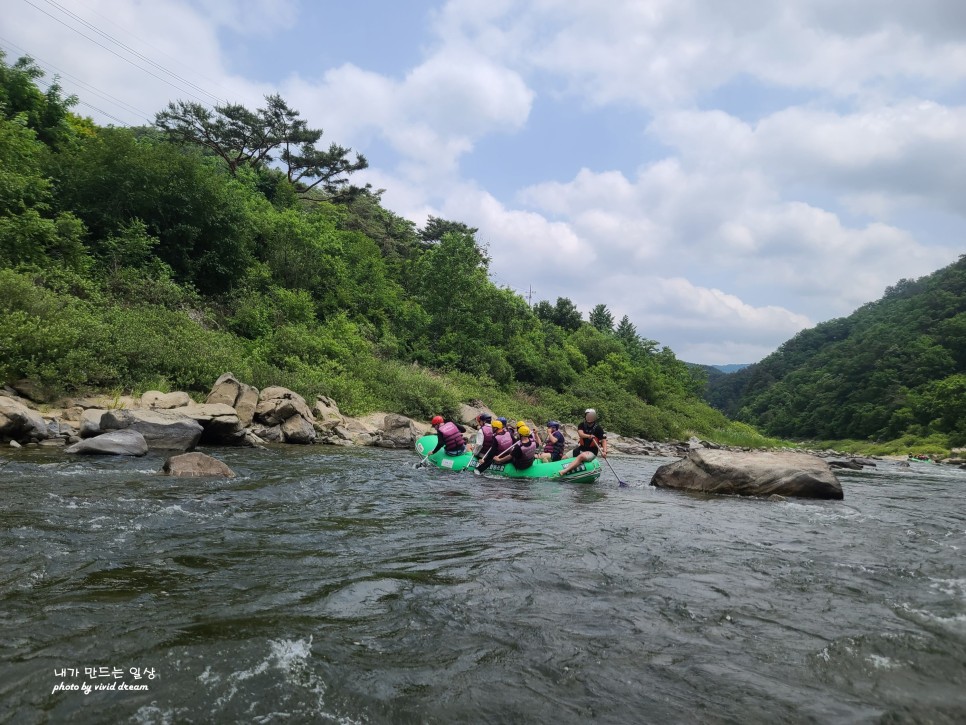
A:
[481,424,495,448]
[438,421,464,453]
[543,430,565,458]
[512,439,537,468]
[493,429,513,454]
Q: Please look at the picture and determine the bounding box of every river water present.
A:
[1,446,964,724]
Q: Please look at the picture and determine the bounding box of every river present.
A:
[1,447,964,723]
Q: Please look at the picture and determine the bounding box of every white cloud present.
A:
[6,0,966,363]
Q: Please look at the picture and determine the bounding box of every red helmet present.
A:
[431,415,444,426]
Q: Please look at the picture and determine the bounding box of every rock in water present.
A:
[0,396,49,443]
[161,452,235,478]
[182,403,245,445]
[100,409,203,451]
[280,413,316,444]
[377,413,419,449]
[66,429,148,456]
[79,409,107,438]
[651,449,844,500]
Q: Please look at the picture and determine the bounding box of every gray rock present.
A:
[0,396,49,443]
[10,379,50,403]
[66,429,148,456]
[255,387,314,427]
[205,373,260,428]
[458,402,495,427]
[281,414,316,444]
[895,461,911,468]
[183,403,244,444]
[80,409,108,438]
[312,395,343,431]
[234,386,259,428]
[160,452,235,478]
[251,424,284,443]
[651,449,844,500]
[100,409,203,451]
[141,391,192,409]
[377,413,419,449]
[67,435,81,444]
[39,438,66,447]
[829,459,863,470]
[9,440,21,449]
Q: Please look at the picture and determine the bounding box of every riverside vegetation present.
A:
[0,51,773,446]
[706,255,966,456]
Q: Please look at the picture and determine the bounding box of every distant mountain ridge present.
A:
[713,364,750,374]
[704,255,966,447]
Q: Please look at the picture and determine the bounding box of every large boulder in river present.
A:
[255,386,315,444]
[280,413,316,444]
[377,413,420,449]
[651,449,844,500]
[79,409,107,438]
[161,452,235,478]
[100,409,203,451]
[0,395,49,443]
[255,386,314,425]
[205,373,259,427]
[182,403,246,445]
[66,429,148,456]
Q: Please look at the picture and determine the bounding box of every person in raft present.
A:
[430,415,468,456]
[537,421,566,462]
[493,424,537,471]
[472,413,495,461]
[474,419,514,473]
[554,409,606,477]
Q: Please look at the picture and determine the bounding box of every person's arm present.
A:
[494,442,517,463]
[598,427,607,456]
[531,424,543,447]
[431,433,445,454]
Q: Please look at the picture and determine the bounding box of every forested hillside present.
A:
[0,52,762,443]
[707,257,966,449]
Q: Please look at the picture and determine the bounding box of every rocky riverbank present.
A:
[2,373,959,471]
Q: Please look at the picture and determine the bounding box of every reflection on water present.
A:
[0,447,964,723]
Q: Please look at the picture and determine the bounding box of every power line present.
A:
[74,0,233,98]
[0,36,153,123]
[19,0,219,106]
[40,0,223,104]
[32,76,129,126]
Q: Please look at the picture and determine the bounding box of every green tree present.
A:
[534,297,583,331]
[50,127,255,294]
[0,116,88,271]
[0,51,78,148]
[155,94,366,195]
[589,303,614,333]
[615,315,637,346]
[419,216,479,245]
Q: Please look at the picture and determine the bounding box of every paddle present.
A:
[594,435,627,487]
[415,455,430,468]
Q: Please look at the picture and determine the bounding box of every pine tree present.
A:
[589,304,614,333]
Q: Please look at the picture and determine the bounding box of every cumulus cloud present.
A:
[5,0,965,363]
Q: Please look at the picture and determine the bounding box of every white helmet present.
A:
[585,408,597,420]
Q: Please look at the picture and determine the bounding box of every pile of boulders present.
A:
[0,373,436,455]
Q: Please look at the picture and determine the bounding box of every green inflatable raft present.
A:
[414,435,601,484]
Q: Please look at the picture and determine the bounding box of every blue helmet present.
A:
[547,420,560,429]
[478,413,492,423]
[497,417,508,426]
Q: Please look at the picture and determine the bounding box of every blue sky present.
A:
[5,0,965,363]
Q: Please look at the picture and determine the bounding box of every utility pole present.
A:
[527,285,535,307]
